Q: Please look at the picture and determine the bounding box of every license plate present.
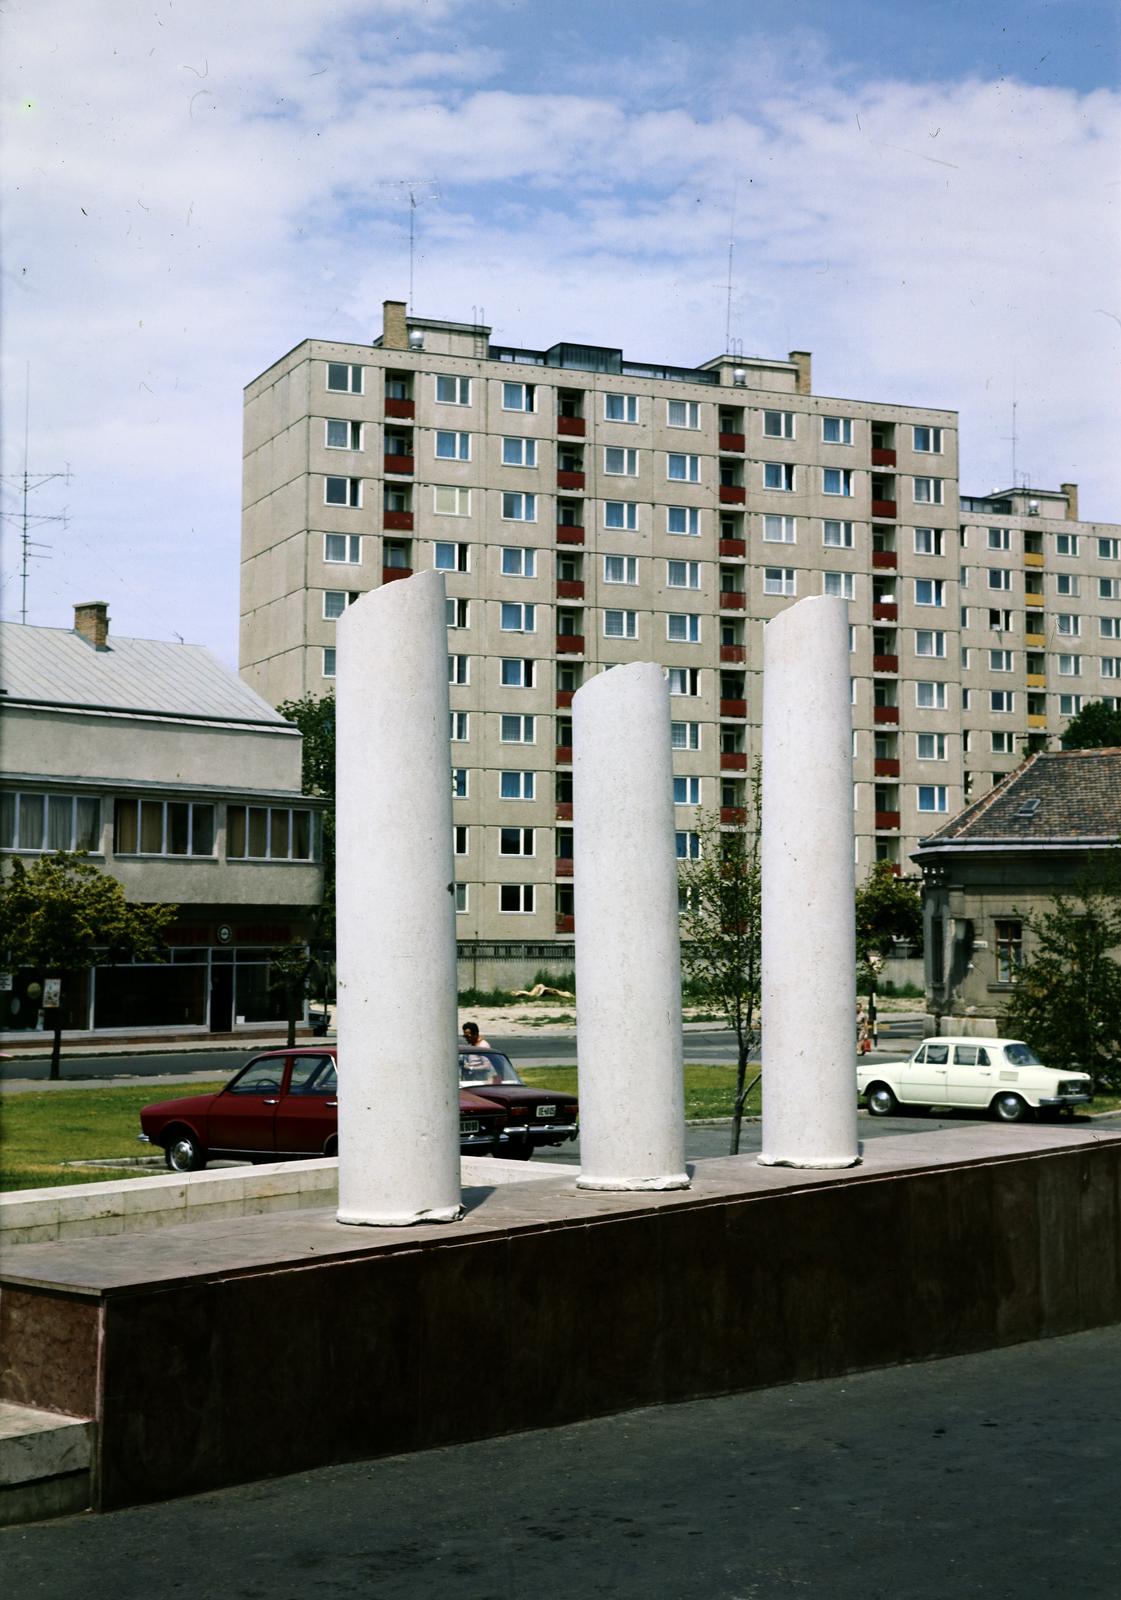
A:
[536,1105,556,1118]
[460,1119,480,1133]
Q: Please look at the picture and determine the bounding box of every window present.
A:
[502,436,537,468]
[500,771,535,801]
[324,533,361,564]
[914,478,943,504]
[500,827,535,856]
[604,447,639,476]
[991,731,1015,753]
[454,883,468,914]
[916,681,947,709]
[501,546,536,578]
[764,568,796,597]
[989,609,1014,631]
[990,690,1014,713]
[1102,658,1121,679]
[453,824,469,856]
[914,527,943,556]
[499,883,535,913]
[1102,617,1121,640]
[450,712,469,742]
[764,462,795,491]
[226,805,311,861]
[962,688,972,710]
[667,560,701,589]
[824,572,854,599]
[917,786,948,813]
[1060,694,1083,716]
[987,527,1011,551]
[605,501,639,531]
[322,590,354,620]
[990,649,1014,671]
[913,425,943,453]
[433,541,469,573]
[1057,574,1080,597]
[435,375,471,405]
[823,467,853,496]
[452,769,468,799]
[500,658,534,688]
[1099,538,1121,560]
[667,613,701,642]
[824,520,853,548]
[1056,533,1080,556]
[322,648,336,678]
[995,920,1022,983]
[2,792,101,853]
[1057,614,1081,636]
[502,492,536,522]
[447,597,469,629]
[763,514,796,543]
[435,431,470,460]
[500,602,535,633]
[1100,578,1121,600]
[988,569,1012,592]
[764,410,795,438]
[666,506,700,536]
[822,416,852,445]
[502,381,534,412]
[500,714,535,744]
[326,362,362,394]
[915,630,946,657]
[604,393,638,423]
[671,721,701,750]
[675,831,701,859]
[604,609,638,638]
[667,399,701,428]
[603,554,638,586]
[448,654,469,685]
[667,453,700,482]
[1058,654,1082,676]
[915,579,945,607]
[917,733,947,761]
[673,777,701,805]
[433,485,470,516]
[326,419,362,450]
[325,476,361,507]
[668,667,701,696]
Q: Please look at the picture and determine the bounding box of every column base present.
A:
[576,1173,691,1192]
[757,1154,862,1170]
[335,1203,465,1227]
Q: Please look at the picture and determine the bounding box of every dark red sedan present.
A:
[458,1048,579,1159]
[139,1047,507,1173]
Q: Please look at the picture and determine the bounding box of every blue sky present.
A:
[3,0,1119,663]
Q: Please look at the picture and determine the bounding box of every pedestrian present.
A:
[856,1003,871,1055]
[462,1021,491,1049]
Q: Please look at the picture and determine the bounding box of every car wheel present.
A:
[165,1130,207,1172]
[323,1136,338,1157]
[508,1143,535,1161]
[865,1083,898,1117]
[992,1092,1029,1123]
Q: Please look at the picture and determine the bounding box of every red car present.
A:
[458,1048,579,1159]
[139,1047,506,1173]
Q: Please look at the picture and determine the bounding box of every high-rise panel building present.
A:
[241,300,1118,966]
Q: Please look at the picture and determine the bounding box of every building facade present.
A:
[240,300,1119,967]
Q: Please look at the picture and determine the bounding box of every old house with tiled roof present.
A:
[912,748,1121,1034]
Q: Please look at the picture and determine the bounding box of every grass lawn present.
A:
[521,1064,759,1121]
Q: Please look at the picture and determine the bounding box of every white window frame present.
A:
[667,399,701,429]
[502,381,535,413]
[673,776,702,805]
[763,410,795,439]
[434,541,470,573]
[501,492,537,523]
[667,453,701,483]
[326,362,362,394]
[764,567,796,597]
[913,477,944,505]
[499,771,536,801]
[501,546,536,579]
[603,554,638,586]
[434,430,470,461]
[822,416,852,445]
[824,572,854,600]
[435,375,471,406]
[671,721,701,750]
[450,711,469,743]
[324,533,361,564]
[499,883,536,914]
[916,680,947,709]
[764,462,795,492]
[917,785,948,813]
[823,467,853,497]
[324,475,361,508]
[325,419,363,451]
[987,527,1011,551]
[499,826,536,856]
[823,520,853,548]
[667,560,702,590]
[502,436,537,468]
[915,630,947,658]
[914,527,942,556]
[448,654,470,685]
[500,602,536,633]
[915,578,945,607]
[603,609,638,639]
[604,393,638,424]
[763,514,796,544]
[667,613,701,643]
[913,425,943,453]
[500,658,535,688]
[433,485,470,517]
[500,714,536,744]
[605,501,639,531]
[604,447,639,477]
[916,733,947,760]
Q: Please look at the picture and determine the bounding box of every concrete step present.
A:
[0,1402,93,1527]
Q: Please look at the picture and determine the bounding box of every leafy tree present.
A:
[268,940,330,1047]
[678,761,762,1155]
[1061,700,1121,750]
[276,691,336,957]
[0,854,174,1079]
[1002,875,1121,1087]
[855,860,924,965]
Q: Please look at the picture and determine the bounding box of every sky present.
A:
[3,0,1119,666]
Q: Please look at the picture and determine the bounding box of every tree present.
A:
[678,761,762,1155]
[267,939,329,1047]
[1061,700,1121,750]
[276,690,336,957]
[855,861,924,965]
[0,854,174,1079]
[1002,875,1121,1087]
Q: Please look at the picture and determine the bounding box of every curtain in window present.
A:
[75,798,100,851]
[47,796,72,851]
[18,794,45,850]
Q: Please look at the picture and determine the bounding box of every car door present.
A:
[274,1055,338,1156]
[899,1042,950,1105]
[205,1053,288,1155]
[948,1044,993,1108]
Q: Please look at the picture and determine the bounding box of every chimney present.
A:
[788,350,812,396]
[74,601,110,649]
[383,299,409,350]
[1060,481,1079,521]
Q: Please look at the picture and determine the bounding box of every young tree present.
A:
[276,690,336,962]
[1061,700,1121,750]
[267,940,327,1047]
[855,860,924,965]
[0,854,174,1079]
[678,761,762,1155]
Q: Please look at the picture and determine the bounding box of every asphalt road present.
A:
[4,1325,1118,1598]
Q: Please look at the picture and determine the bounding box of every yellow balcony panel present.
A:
[1023,551,1045,567]
[1024,593,1045,607]
[1026,672,1046,687]
[1025,632,1045,647]
[1027,713,1048,728]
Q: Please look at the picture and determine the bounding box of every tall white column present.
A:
[334,571,463,1225]
[573,662,689,1192]
[759,595,860,1169]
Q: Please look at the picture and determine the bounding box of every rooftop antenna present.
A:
[0,365,70,623]
[373,179,441,313]
[724,181,738,351]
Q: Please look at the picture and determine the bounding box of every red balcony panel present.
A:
[556,635,585,654]
[875,811,901,831]
[557,470,586,491]
[719,538,747,558]
[720,752,748,771]
[557,415,585,437]
[719,644,746,663]
[556,913,575,934]
[383,453,414,476]
[872,603,898,622]
[719,701,748,721]
[719,484,747,505]
[555,802,573,821]
[719,431,746,452]
[555,689,574,709]
[871,447,897,467]
[719,591,746,610]
[872,499,898,520]
[555,745,573,765]
[720,807,747,825]
[872,550,898,569]
[556,579,584,600]
[874,758,901,777]
[383,510,414,531]
[557,525,585,545]
[381,566,412,584]
[384,397,415,419]
[555,858,574,878]
[873,654,899,673]
[873,706,900,725]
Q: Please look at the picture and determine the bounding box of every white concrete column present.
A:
[759,595,860,1169]
[573,662,689,1191]
[334,571,463,1225]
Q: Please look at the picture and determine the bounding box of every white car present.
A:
[858,1037,1093,1123]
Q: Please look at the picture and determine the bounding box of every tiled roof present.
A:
[920,749,1121,846]
[0,622,291,728]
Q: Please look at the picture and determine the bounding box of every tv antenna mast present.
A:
[724,181,738,351]
[0,366,70,623]
[374,179,441,311]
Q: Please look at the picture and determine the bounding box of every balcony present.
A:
[557,416,585,437]
[557,470,585,491]
[718,431,746,453]
[719,484,746,505]
[719,591,746,610]
[556,579,585,600]
[873,654,899,673]
[556,635,585,655]
[720,751,748,770]
[719,538,746,559]
[875,811,901,831]
[872,551,897,570]
[720,806,747,825]
[874,758,901,777]
[555,914,575,934]
[719,700,747,721]
[384,397,415,419]
[720,644,746,663]
[872,603,898,622]
[871,499,898,520]
[1024,551,1045,567]
[557,525,585,545]
[871,447,897,467]
[1025,631,1045,648]
[1028,713,1048,729]
[382,510,414,531]
[873,706,900,725]
[1025,593,1044,607]
[555,745,573,765]
[555,802,573,821]
[1026,672,1046,688]
[383,453,414,476]
[555,857,574,878]
[381,566,412,584]
[556,689,574,709]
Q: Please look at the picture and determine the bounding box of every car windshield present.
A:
[459,1050,523,1087]
[1003,1042,1043,1067]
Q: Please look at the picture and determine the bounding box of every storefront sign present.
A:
[43,978,62,1008]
